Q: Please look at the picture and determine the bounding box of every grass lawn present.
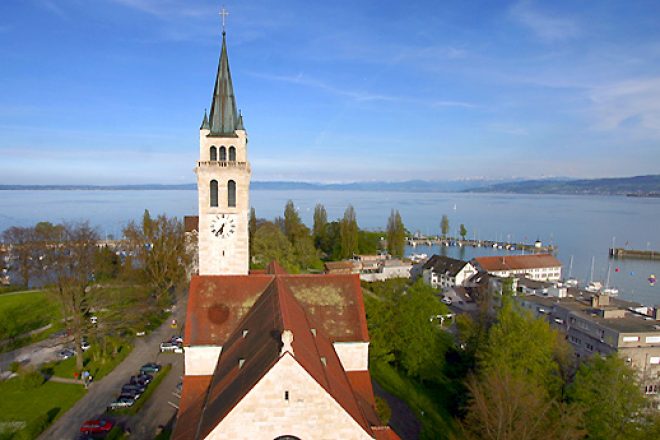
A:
[0,289,62,354]
[0,378,86,438]
[371,359,456,440]
[44,340,133,381]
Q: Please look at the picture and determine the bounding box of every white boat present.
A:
[585,281,603,293]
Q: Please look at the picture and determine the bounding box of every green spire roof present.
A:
[236,110,245,130]
[208,32,240,136]
[200,109,210,130]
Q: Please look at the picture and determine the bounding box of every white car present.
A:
[160,342,183,353]
[81,341,91,352]
[441,297,452,305]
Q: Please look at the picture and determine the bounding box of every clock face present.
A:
[210,214,236,239]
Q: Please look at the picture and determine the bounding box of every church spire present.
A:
[200,108,210,130]
[208,31,240,136]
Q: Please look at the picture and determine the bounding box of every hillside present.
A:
[464,175,660,196]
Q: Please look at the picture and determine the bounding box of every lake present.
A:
[1,189,659,305]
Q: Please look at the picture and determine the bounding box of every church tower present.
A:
[196,31,250,275]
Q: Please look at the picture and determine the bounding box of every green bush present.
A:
[18,369,44,390]
[9,362,20,373]
[14,413,48,440]
[375,395,392,424]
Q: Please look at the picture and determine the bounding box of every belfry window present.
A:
[219,146,227,161]
[229,146,236,162]
[228,180,236,207]
[210,146,217,161]
[210,180,218,207]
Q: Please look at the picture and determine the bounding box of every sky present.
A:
[1,0,659,184]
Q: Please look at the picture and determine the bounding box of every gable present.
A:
[205,354,373,440]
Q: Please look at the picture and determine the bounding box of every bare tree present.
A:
[2,226,37,287]
[47,222,99,371]
[123,210,188,303]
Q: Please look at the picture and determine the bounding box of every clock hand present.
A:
[219,224,225,235]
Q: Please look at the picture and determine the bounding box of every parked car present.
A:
[58,348,75,360]
[171,335,183,344]
[122,383,146,394]
[80,419,113,434]
[108,397,135,410]
[441,297,452,305]
[130,374,151,386]
[81,341,91,352]
[140,363,161,374]
[89,316,98,325]
[160,342,182,353]
[119,389,142,401]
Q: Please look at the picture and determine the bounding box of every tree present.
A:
[568,354,645,440]
[283,200,304,244]
[252,221,299,272]
[340,205,359,259]
[480,297,563,397]
[123,210,188,303]
[313,203,328,248]
[460,223,467,240]
[386,209,405,258]
[47,222,99,370]
[440,215,450,238]
[460,369,584,440]
[2,226,36,287]
[249,207,257,259]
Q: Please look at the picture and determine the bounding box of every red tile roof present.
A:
[175,275,376,439]
[184,272,369,347]
[174,376,212,440]
[184,216,199,233]
[474,254,561,272]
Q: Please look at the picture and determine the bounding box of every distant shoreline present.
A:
[1,174,659,195]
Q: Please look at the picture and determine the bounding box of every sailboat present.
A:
[564,256,579,287]
[585,257,603,293]
[602,261,619,296]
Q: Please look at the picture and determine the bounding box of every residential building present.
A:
[518,293,660,407]
[473,254,562,281]
[421,255,476,290]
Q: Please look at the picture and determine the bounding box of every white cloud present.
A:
[588,77,660,136]
[510,0,579,42]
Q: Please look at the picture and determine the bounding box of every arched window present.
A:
[228,180,236,207]
[219,146,227,161]
[210,180,218,207]
[209,146,217,161]
[229,146,236,162]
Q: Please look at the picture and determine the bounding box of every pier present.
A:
[610,248,660,261]
[407,236,556,254]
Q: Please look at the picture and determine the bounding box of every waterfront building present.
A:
[473,254,562,282]
[518,293,660,407]
[173,27,399,440]
[421,255,477,290]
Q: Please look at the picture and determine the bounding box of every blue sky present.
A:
[1,0,659,184]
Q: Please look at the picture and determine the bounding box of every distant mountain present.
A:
[464,175,660,196]
[0,179,511,192]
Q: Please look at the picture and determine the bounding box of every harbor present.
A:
[408,236,556,254]
[610,248,660,261]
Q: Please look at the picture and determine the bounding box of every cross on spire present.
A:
[219,7,229,33]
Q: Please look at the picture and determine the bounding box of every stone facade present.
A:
[206,353,373,440]
[197,127,251,275]
[332,342,369,371]
[184,345,223,376]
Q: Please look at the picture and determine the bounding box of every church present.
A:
[172,25,400,440]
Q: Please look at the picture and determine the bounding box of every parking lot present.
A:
[39,304,186,440]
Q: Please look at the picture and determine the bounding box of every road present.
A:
[39,301,186,440]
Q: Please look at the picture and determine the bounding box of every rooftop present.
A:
[474,254,561,272]
[423,255,470,277]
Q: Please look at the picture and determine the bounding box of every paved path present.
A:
[39,301,186,440]
[372,380,421,440]
[0,331,70,371]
